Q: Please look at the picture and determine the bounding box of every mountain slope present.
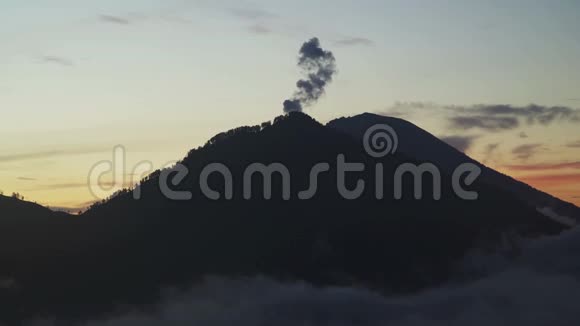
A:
[327,113,580,225]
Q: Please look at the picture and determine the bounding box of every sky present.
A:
[1,0,579,209]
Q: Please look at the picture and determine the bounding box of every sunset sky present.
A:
[1,0,579,209]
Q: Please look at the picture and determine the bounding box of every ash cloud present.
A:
[283,38,337,113]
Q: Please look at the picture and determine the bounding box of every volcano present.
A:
[0,112,573,323]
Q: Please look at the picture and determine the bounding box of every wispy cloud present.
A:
[0,148,108,163]
[449,116,519,132]
[17,177,37,181]
[483,143,500,164]
[383,102,580,133]
[566,140,580,148]
[449,104,580,126]
[440,135,479,153]
[25,181,134,192]
[35,183,88,190]
[512,143,543,161]
[99,14,131,25]
[505,161,580,171]
[334,37,374,47]
[229,8,278,20]
[228,7,278,35]
[98,4,194,26]
[40,56,74,67]
[518,173,580,186]
[247,24,271,35]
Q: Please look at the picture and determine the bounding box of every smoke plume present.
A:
[283,38,337,113]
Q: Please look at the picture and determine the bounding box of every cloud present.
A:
[229,8,278,20]
[334,37,374,47]
[30,183,88,190]
[512,144,543,161]
[518,173,580,187]
[383,102,580,132]
[482,143,500,164]
[98,5,193,26]
[0,148,109,163]
[228,8,278,36]
[504,161,580,171]
[17,177,37,181]
[99,14,131,25]
[283,38,337,113]
[451,104,580,125]
[40,56,74,67]
[440,135,479,153]
[24,180,134,192]
[449,116,519,132]
[566,141,580,148]
[34,227,580,326]
[247,24,271,35]
[46,200,100,213]
[0,150,67,162]
[485,143,500,154]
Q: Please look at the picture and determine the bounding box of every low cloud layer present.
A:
[31,227,580,326]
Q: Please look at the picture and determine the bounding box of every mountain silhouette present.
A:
[0,112,571,324]
[328,113,580,225]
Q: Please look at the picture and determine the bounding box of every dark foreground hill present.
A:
[0,112,568,324]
